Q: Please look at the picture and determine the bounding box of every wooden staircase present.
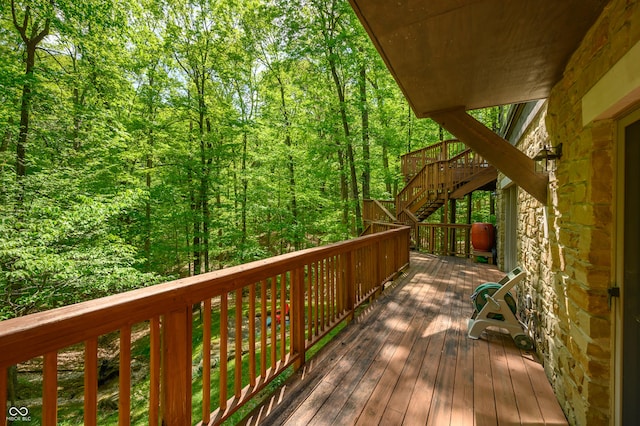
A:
[363,139,497,231]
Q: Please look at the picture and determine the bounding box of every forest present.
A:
[0,0,500,322]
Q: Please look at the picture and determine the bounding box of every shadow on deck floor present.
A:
[243,253,567,426]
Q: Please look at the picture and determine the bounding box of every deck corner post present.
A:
[43,352,58,425]
[292,267,306,371]
[160,306,192,425]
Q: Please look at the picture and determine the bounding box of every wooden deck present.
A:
[244,253,567,426]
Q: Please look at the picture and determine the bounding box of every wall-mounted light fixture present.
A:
[533,143,563,172]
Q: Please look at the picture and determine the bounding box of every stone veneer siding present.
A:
[497,0,640,424]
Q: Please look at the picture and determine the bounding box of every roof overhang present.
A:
[349,0,608,117]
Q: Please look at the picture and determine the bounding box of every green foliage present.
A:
[0,0,503,320]
[0,172,163,320]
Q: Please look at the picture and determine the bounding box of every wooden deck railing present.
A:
[415,223,471,257]
[0,227,410,426]
[361,221,406,236]
[396,148,491,219]
[362,199,396,224]
[359,221,470,258]
[400,139,466,181]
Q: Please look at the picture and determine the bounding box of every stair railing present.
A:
[363,199,396,224]
[400,139,466,181]
[396,148,490,220]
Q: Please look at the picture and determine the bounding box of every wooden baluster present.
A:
[327,257,332,322]
[84,338,98,426]
[368,245,374,296]
[280,272,287,360]
[319,261,325,332]
[202,299,211,424]
[235,288,243,398]
[291,267,306,370]
[356,248,362,302]
[335,255,341,316]
[333,257,338,320]
[358,247,364,300]
[341,254,347,315]
[313,263,319,337]
[379,239,386,283]
[249,284,256,387]
[345,251,355,321]
[119,326,131,426]
[307,265,312,342]
[342,254,347,314]
[270,278,277,370]
[149,317,160,426]
[220,295,228,411]
[260,280,267,378]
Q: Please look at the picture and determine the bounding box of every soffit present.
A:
[349,0,608,117]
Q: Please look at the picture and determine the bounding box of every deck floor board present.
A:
[247,253,568,426]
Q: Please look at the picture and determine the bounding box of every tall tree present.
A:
[11,0,50,182]
[311,0,363,234]
[359,63,370,200]
[166,0,222,273]
[254,1,305,250]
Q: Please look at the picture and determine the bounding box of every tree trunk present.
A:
[369,79,392,196]
[359,65,370,200]
[145,73,155,270]
[190,165,201,275]
[337,147,349,229]
[277,75,300,249]
[189,120,201,275]
[240,130,248,259]
[12,1,50,180]
[203,118,213,272]
[16,46,35,179]
[145,148,152,268]
[329,58,362,235]
[382,141,391,195]
[196,77,209,273]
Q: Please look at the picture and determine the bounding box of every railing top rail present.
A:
[416,222,472,229]
[0,227,410,366]
[447,148,489,163]
[400,138,461,161]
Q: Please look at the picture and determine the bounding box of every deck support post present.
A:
[429,108,548,204]
[450,198,457,255]
[43,352,58,425]
[442,192,449,256]
[161,307,192,425]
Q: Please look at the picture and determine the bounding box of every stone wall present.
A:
[497,1,640,424]
[496,103,567,411]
